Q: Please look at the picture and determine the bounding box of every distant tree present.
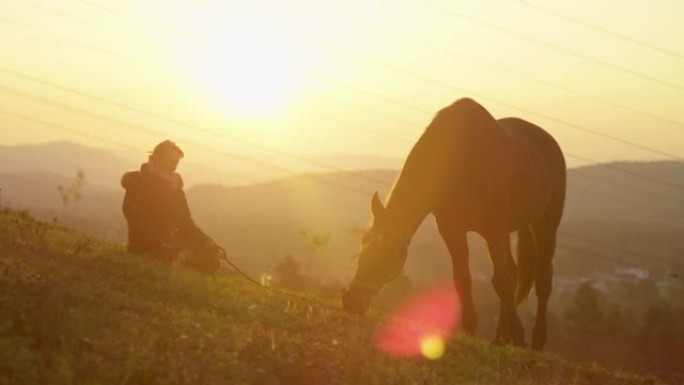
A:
[57,169,85,225]
[638,302,679,355]
[274,254,301,283]
[273,254,314,291]
[565,282,604,337]
[299,231,330,275]
[558,282,607,358]
[603,303,627,345]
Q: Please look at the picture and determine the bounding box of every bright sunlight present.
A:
[180,30,305,118]
[171,0,390,122]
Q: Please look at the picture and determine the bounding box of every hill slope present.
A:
[0,209,658,384]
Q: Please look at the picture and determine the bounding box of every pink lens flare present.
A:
[374,283,462,358]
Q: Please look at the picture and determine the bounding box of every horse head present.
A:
[342,192,411,314]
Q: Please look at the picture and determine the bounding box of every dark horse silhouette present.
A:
[342,98,566,350]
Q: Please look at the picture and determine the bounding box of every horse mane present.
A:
[385,98,483,209]
[383,100,470,211]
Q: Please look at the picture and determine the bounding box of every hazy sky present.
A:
[1,0,683,184]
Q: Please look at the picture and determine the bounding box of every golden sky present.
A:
[1,0,683,184]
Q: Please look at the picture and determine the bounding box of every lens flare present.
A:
[374,283,461,358]
[420,335,445,360]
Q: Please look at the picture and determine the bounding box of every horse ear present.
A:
[371,192,385,219]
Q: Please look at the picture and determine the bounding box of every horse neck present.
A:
[384,138,439,234]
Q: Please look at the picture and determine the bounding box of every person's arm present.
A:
[121,172,143,222]
[175,189,210,246]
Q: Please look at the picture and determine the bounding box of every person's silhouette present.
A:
[121,140,219,274]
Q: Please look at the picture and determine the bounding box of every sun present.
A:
[179,25,307,119]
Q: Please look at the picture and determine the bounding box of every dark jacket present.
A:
[121,163,206,259]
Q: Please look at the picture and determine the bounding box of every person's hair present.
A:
[148,140,184,162]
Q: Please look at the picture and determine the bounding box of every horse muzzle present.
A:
[342,286,373,314]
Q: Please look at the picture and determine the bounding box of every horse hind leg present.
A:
[515,225,536,306]
[530,222,558,350]
[486,231,525,346]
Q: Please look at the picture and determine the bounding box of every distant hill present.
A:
[0,141,136,189]
[0,141,405,189]
[0,169,124,239]
[564,160,684,224]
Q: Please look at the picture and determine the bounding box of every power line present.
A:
[312,91,420,129]
[5,3,416,151]
[512,0,684,59]
[15,1,684,162]
[3,39,683,215]
[3,66,683,216]
[0,16,149,67]
[293,104,414,144]
[307,38,684,161]
[571,186,684,221]
[82,0,684,135]
[415,0,684,92]
[566,152,684,192]
[0,67,394,190]
[560,232,677,268]
[74,0,180,35]
[18,0,172,51]
[298,0,684,130]
[571,169,684,206]
[0,107,247,183]
[10,2,684,167]
[0,108,372,213]
[0,84,379,199]
[4,64,683,215]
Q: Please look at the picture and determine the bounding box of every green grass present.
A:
[0,208,660,384]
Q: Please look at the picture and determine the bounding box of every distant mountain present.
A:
[0,170,125,239]
[0,141,136,189]
[0,141,406,188]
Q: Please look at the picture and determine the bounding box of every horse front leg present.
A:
[530,224,558,350]
[437,222,477,335]
[485,231,525,346]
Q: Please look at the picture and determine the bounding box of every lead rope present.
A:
[208,241,346,308]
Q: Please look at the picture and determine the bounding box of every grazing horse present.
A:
[342,98,566,350]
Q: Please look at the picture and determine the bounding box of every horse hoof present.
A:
[512,338,526,348]
[531,339,545,351]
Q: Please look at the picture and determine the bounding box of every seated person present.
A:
[121,140,220,274]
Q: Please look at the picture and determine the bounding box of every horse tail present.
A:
[516,226,536,305]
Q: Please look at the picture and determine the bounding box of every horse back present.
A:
[497,117,566,229]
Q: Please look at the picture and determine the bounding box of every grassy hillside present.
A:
[0,209,659,384]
